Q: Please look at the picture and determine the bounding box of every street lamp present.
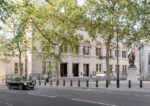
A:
[24,40,28,80]
[116,25,120,88]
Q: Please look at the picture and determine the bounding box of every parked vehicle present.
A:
[6,77,36,90]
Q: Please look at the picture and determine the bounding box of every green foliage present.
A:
[30,0,84,61]
[0,0,15,24]
[82,0,147,83]
[99,56,114,60]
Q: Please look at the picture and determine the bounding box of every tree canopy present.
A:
[0,0,149,81]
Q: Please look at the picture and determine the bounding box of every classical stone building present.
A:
[0,53,25,81]
[139,43,150,79]
[27,30,140,78]
[0,31,140,80]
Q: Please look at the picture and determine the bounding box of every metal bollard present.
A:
[140,80,143,88]
[117,79,120,88]
[106,80,108,88]
[50,80,52,86]
[128,80,131,88]
[63,80,65,86]
[45,79,47,86]
[86,80,89,87]
[96,79,98,87]
[70,80,73,87]
[78,80,80,87]
[39,79,41,85]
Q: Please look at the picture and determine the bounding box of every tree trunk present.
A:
[55,44,63,84]
[25,52,27,79]
[106,41,111,84]
[56,58,60,84]
[17,42,22,76]
[19,51,22,76]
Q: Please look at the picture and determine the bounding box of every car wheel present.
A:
[19,85,23,90]
[30,87,34,90]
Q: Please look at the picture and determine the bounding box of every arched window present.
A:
[95,42,102,56]
[81,40,90,55]
[122,46,127,58]
[115,45,121,57]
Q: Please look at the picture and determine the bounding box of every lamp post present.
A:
[116,25,120,88]
[25,40,27,80]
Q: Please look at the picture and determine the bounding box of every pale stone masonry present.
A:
[139,43,150,79]
[28,30,140,78]
[0,54,25,81]
[0,30,140,80]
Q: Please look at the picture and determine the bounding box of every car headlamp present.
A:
[24,82,27,85]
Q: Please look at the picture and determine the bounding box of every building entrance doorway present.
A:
[83,64,89,76]
[72,64,79,77]
[60,63,67,77]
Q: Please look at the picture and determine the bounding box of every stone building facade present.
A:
[139,43,150,79]
[0,53,25,81]
[0,31,140,80]
[27,31,140,78]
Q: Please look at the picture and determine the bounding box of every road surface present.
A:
[0,86,150,106]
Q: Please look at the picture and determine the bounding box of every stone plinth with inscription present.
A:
[127,66,138,82]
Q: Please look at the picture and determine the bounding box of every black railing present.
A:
[36,78,145,89]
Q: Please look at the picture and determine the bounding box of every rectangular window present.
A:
[42,61,46,74]
[42,61,51,74]
[96,64,101,72]
[83,46,85,55]
[115,65,120,73]
[96,48,98,56]
[122,51,127,58]
[122,65,124,72]
[124,65,127,72]
[96,64,98,72]
[14,63,23,75]
[14,63,18,74]
[115,50,119,57]
[122,65,127,75]
[99,64,101,71]
[83,46,89,55]
[96,48,101,56]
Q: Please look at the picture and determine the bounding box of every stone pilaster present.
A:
[67,62,73,77]
[79,63,83,77]
[79,46,82,55]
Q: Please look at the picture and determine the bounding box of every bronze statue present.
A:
[128,51,135,67]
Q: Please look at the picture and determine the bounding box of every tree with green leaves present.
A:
[0,0,15,28]
[0,35,13,63]
[0,0,31,76]
[83,0,141,84]
[29,0,84,83]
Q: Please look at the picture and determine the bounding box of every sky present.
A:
[77,0,86,6]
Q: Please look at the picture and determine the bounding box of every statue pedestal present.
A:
[127,66,138,83]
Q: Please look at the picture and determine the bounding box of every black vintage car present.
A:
[6,77,36,90]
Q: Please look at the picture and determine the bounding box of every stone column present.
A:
[89,63,92,76]
[90,44,95,56]
[79,63,83,77]
[67,62,73,77]
[79,46,82,55]
[119,49,122,58]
